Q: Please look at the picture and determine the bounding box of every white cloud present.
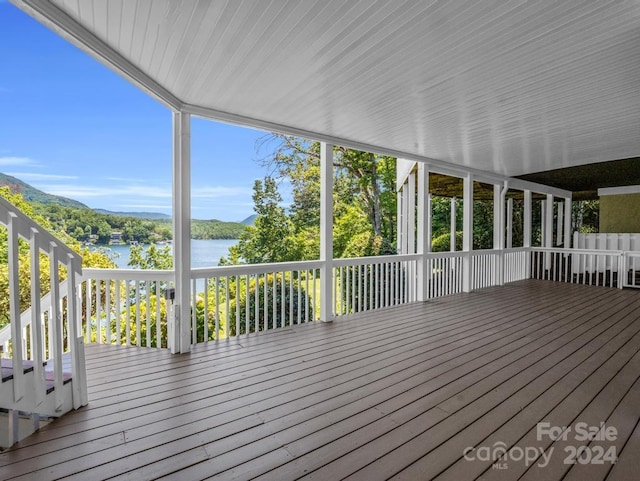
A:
[38,183,172,199]
[192,186,252,198]
[37,181,250,202]
[104,176,149,183]
[118,204,172,210]
[6,172,79,181]
[193,201,253,209]
[0,156,36,167]
[122,185,172,198]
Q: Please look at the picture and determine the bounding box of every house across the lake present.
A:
[109,231,124,245]
[1,1,640,480]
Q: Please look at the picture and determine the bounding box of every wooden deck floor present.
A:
[1,279,640,481]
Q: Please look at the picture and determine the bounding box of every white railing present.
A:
[623,252,640,288]
[425,251,465,299]
[80,269,175,348]
[426,248,528,296]
[530,247,623,288]
[471,250,500,290]
[10,245,634,361]
[191,260,323,342]
[1,279,70,360]
[0,196,87,426]
[333,254,421,316]
[504,247,529,283]
[574,232,640,251]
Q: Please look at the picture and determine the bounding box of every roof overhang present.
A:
[10,0,640,179]
[516,157,640,200]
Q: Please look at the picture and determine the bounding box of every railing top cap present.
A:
[0,196,82,272]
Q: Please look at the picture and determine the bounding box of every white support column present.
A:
[564,196,572,248]
[172,111,192,354]
[524,189,532,278]
[427,194,432,253]
[493,185,501,250]
[540,199,546,246]
[523,190,532,248]
[416,163,430,301]
[450,197,457,251]
[402,184,409,254]
[407,171,416,254]
[396,190,403,254]
[493,183,504,286]
[506,198,513,249]
[320,142,334,322]
[545,194,554,248]
[545,193,554,270]
[556,200,564,246]
[462,174,473,292]
[498,181,508,285]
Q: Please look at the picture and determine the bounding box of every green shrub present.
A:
[431,231,463,252]
[227,273,314,336]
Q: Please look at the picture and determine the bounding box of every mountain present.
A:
[240,214,257,225]
[0,172,89,209]
[94,209,171,220]
[1,172,247,228]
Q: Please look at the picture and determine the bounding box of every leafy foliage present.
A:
[223,136,400,265]
[37,204,245,245]
[573,200,599,234]
[0,172,88,209]
[191,219,246,240]
[129,243,173,269]
[223,177,296,264]
[432,231,463,252]
[0,187,116,330]
[107,295,168,348]
[226,273,314,336]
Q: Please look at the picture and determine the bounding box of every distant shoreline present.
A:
[99,239,239,269]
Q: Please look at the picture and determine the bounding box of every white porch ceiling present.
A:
[13,0,640,177]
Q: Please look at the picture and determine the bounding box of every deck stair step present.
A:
[0,353,74,449]
[0,410,52,451]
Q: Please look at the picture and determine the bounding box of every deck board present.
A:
[0,280,638,481]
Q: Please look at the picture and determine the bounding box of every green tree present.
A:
[333,204,371,257]
[573,200,599,234]
[223,177,294,264]
[473,200,495,250]
[259,135,397,243]
[129,243,173,270]
[0,188,115,330]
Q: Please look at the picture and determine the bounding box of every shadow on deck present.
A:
[1,279,639,481]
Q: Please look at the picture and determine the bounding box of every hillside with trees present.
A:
[0,173,247,244]
[0,186,116,329]
[36,204,245,245]
[0,172,88,209]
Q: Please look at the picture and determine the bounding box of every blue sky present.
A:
[0,2,278,222]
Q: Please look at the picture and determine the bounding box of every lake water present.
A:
[102,239,238,269]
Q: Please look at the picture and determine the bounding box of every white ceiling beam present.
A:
[598,185,640,196]
[11,0,183,111]
[184,103,571,198]
[507,179,571,199]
